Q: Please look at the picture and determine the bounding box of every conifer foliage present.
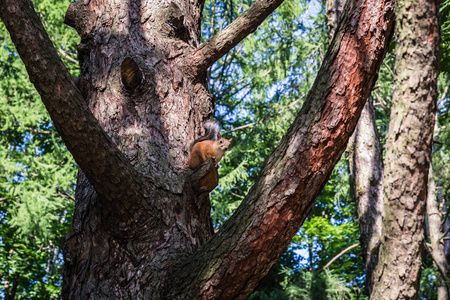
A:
[0,0,78,297]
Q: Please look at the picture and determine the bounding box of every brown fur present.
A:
[188,136,232,169]
[188,121,232,169]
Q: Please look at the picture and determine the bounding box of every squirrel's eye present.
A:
[220,140,223,144]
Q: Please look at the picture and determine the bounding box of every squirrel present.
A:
[188,120,232,169]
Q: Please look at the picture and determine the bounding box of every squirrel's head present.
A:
[217,133,232,151]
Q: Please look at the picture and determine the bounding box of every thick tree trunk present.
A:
[347,97,383,296]
[63,1,216,298]
[427,166,449,300]
[370,0,440,298]
[0,0,395,298]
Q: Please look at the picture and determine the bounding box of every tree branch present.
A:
[440,227,450,241]
[442,203,450,230]
[185,0,287,75]
[52,192,75,202]
[0,0,146,224]
[58,48,78,65]
[224,98,303,134]
[424,242,449,284]
[427,165,450,298]
[0,197,18,202]
[324,244,360,269]
[168,0,395,298]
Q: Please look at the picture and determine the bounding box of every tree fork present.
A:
[0,0,148,230]
[169,0,396,298]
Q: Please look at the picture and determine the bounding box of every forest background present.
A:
[0,0,449,298]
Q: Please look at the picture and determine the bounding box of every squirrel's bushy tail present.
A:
[203,120,220,139]
[190,120,220,150]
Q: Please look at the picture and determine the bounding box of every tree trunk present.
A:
[370,0,440,298]
[445,200,450,277]
[326,1,383,294]
[325,0,344,41]
[0,0,395,298]
[347,97,383,296]
[427,165,449,300]
[62,1,216,298]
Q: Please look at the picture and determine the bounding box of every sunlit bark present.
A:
[371,0,440,298]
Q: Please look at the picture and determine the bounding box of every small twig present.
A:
[0,196,19,202]
[52,192,75,201]
[438,85,449,107]
[225,98,303,135]
[439,227,450,242]
[372,90,388,111]
[58,48,78,65]
[30,128,52,134]
[441,205,450,230]
[227,122,257,134]
[39,11,78,65]
[382,60,395,78]
[324,243,360,269]
[39,12,49,28]
[230,191,245,199]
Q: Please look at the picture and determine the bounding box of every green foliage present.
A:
[440,0,450,72]
[203,0,327,224]
[284,269,356,300]
[418,266,438,300]
[293,158,363,288]
[0,0,78,297]
[249,269,356,300]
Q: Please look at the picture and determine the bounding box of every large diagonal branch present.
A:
[169,0,395,298]
[186,0,286,75]
[0,0,145,223]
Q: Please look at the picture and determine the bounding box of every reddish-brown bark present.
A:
[0,0,395,298]
[326,1,384,293]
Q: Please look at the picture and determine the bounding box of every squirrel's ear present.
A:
[217,133,222,139]
[229,138,232,142]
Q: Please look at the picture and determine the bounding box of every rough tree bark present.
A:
[0,0,395,298]
[347,97,383,295]
[427,165,449,300]
[326,1,383,294]
[325,0,344,40]
[370,0,440,298]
